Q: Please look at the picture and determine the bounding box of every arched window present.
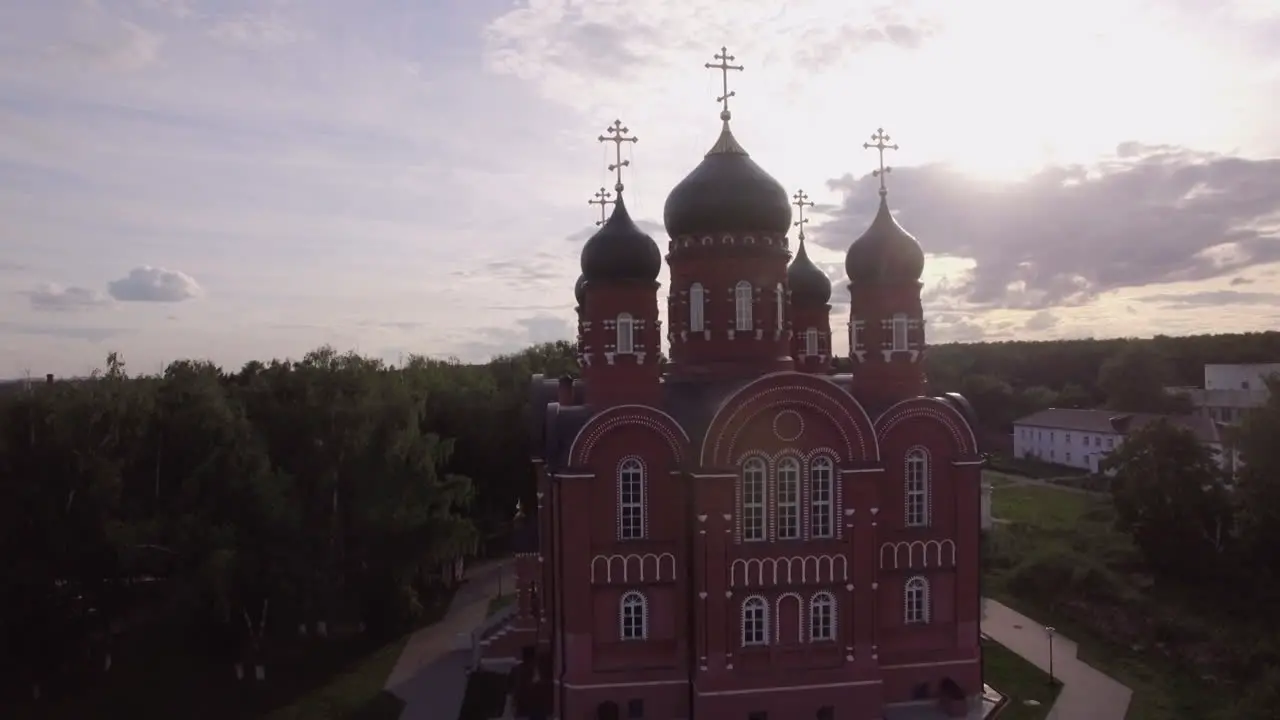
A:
[741,457,767,541]
[618,457,645,540]
[741,596,768,646]
[689,283,705,332]
[809,456,834,539]
[905,448,930,527]
[616,313,635,354]
[851,316,864,351]
[892,312,908,351]
[620,591,648,640]
[904,576,930,624]
[735,281,754,331]
[809,592,835,641]
[776,457,800,539]
[805,327,819,356]
[775,283,785,332]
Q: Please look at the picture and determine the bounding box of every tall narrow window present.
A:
[742,596,768,645]
[905,448,929,527]
[809,592,835,641]
[892,312,908,351]
[775,283,785,332]
[689,283,705,332]
[620,591,647,639]
[776,457,800,539]
[742,457,766,541]
[851,317,863,350]
[804,328,819,356]
[616,313,635,354]
[904,576,930,624]
[809,456,834,538]
[735,281,754,331]
[618,458,645,540]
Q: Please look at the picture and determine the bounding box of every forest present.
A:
[1,330,1277,716]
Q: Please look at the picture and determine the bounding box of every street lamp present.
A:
[1044,626,1056,686]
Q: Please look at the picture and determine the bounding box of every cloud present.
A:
[815,143,1280,309]
[0,321,130,343]
[1135,289,1280,308]
[1023,309,1058,331]
[208,14,300,48]
[107,266,203,303]
[26,283,112,312]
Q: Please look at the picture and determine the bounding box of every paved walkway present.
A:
[384,559,514,720]
[982,599,1132,719]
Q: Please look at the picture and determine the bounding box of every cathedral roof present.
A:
[787,237,831,305]
[574,273,586,307]
[844,194,924,285]
[663,120,792,238]
[580,194,662,283]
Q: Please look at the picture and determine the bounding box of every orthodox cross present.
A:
[705,46,744,120]
[588,187,615,226]
[792,190,814,240]
[598,120,638,193]
[863,128,899,195]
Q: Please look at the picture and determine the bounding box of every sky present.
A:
[2,0,1279,377]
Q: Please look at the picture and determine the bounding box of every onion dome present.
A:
[580,194,661,283]
[574,274,586,306]
[663,120,792,238]
[844,194,924,284]
[787,238,831,305]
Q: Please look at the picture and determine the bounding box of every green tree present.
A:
[1228,375,1280,595]
[1102,420,1233,584]
[1098,344,1183,412]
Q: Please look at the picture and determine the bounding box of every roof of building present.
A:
[786,237,832,305]
[662,120,792,238]
[579,194,662,283]
[845,194,924,285]
[1013,407,1221,445]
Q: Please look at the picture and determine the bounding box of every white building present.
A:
[1168,363,1278,425]
[1012,408,1229,474]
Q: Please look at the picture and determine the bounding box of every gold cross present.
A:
[705,46,744,120]
[792,190,814,240]
[863,128,899,195]
[598,120,638,193]
[588,187,615,226]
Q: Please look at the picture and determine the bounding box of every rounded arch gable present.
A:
[568,404,691,467]
[874,397,978,457]
[701,372,878,467]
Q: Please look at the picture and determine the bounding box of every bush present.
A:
[1006,547,1128,606]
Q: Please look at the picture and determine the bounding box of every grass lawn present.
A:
[264,636,408,720]
[983,473,1229,720]
[487,592,515,617]
[982,638,1059,720]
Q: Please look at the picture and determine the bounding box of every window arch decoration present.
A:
[775,592,804,643]
[617,456,646,540]
[741,595,769,646]
[775,455,801,540]
[809,591,836,642]
[616,313,635,354]
[735,281,754,331]
[620,590,648,640]
[808,455,835,539]
[740,455,767,542]
[904,446,931,528]
[689,283,705,332]
[904,576,930,625]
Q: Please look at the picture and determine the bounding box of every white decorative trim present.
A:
[879,540,957,570]
[874,397,979,456]
[806,453,836,539]
[590,553,677,583]
[775,592,804,643]
[771,409,805,442]
[619,590,649,640]
[729,555,848,587]
[903,445,932,528]
[808,591,837,642]
[567,404,691,466]
[774,453,802,540]
[738,454,768,543]
[904,576,931,625]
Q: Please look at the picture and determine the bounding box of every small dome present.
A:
[580,194,662,283]
[574,274,586,306]
[663,123,791,238]
[787,238,831,305]
[845,195,924,284]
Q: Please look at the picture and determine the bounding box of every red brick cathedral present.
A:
[502,48,984,720]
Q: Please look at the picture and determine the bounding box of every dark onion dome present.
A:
[844,194,925,284]
[574,273,586,306]
[787,237,831,305]
[663,121,792,238]
[580,193,662,283]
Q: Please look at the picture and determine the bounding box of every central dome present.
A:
[663,122,791,238]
